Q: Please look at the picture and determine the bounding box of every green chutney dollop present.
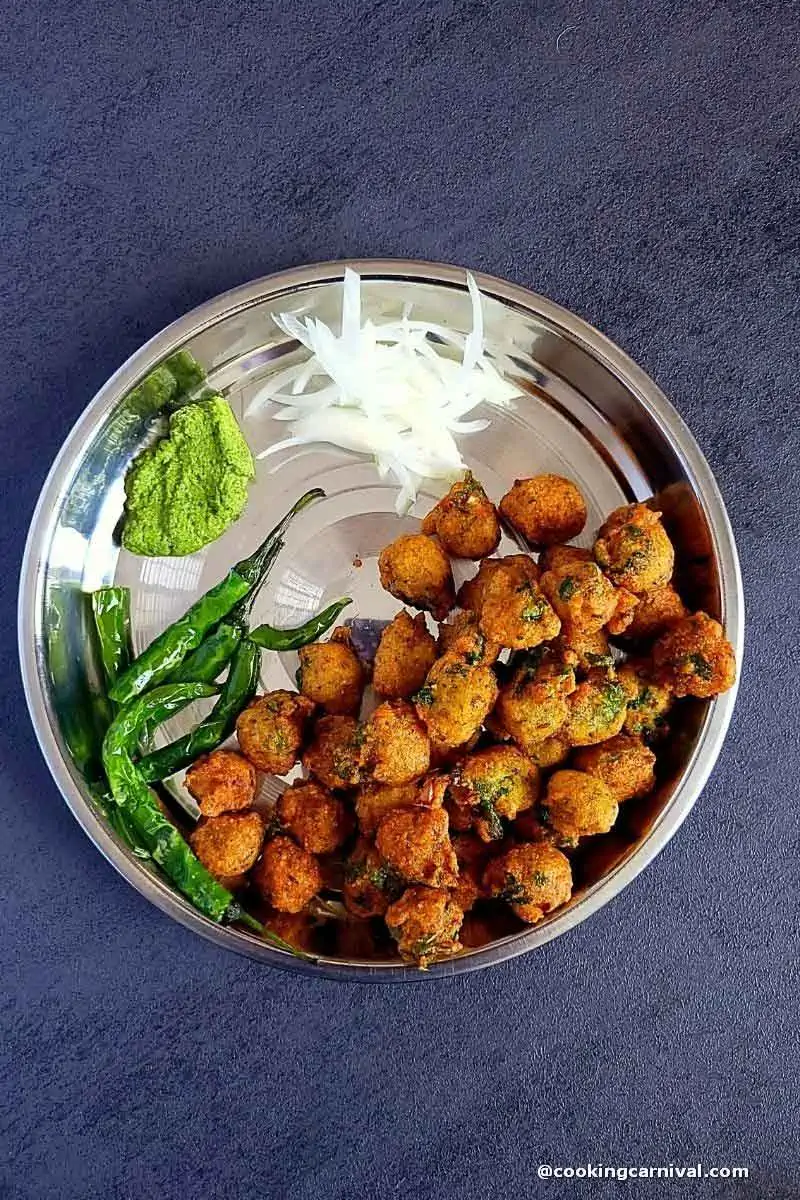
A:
[121,395,255,557]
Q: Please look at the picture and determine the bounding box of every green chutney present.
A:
[121,395,255,557]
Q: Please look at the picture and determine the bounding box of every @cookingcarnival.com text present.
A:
[536,1163,749,1182]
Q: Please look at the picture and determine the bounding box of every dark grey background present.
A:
[3,1,798,1197]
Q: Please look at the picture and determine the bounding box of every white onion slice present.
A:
[247,269,519,512]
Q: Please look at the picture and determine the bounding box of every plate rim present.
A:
[18,256,744,981]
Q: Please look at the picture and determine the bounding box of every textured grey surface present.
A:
[2,0,799,1196]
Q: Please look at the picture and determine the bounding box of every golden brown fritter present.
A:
[572,733,657,803]
[437,610,500,667]
[421,472,501,560]
[452,829,492,871]
[360,699,431,785]
[448,745,539,842]
[606,587,639,635]
[617,660,674,738]
[457,557,504,613]
[236,691,316,774]
[499,554,544,584]
[652,612,736,698]
[373,609,438,700]
[357,777,438,835]
[450,832,492,912]
[428,730,482,770]
[618,583,688,641]
[542,769,619,846]
[416,772,451,809]
[524,735,571,769]
[555,626,614,675]
[264,911,319,952]
[343,839,403,918]
[538,544,593,573]
[385,886,464,966]
[251,834,322,913]
[276,779,354,854]
[593,502,675,594]
[456,553,539,613]
[297,637,364,716]
[563,668,628,746]
[449,871,481,916]
[499,475,588,548]
[185,748,257,816]
[444,791,474,834]
[375,805,459,888]
[378,533,455,620]
[513,806,555,843]
[302,715,364,790]
[214,872,248,893]
[190,811,265,878]
[493,647,577,753]
[479,566,561,651]
[540,559,636,636]
[482,842,573,924]
[413,652,499,751]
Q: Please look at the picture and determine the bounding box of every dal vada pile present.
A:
[183,472,735,968]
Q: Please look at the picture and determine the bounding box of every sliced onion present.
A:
[248,269,520,508]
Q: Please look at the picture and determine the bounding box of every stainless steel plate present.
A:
[18,259,743,980]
